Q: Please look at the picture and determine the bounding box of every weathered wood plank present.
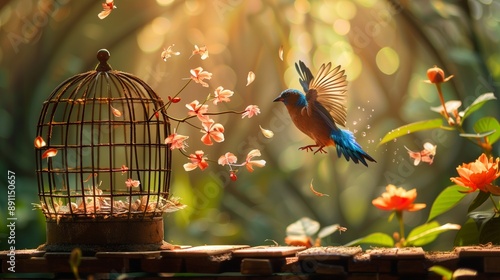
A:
[233,246,305,258]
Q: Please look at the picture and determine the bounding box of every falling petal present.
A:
[110,105,122,117]
[423,142,437,155]
[309,179,329,197]
[98,0,116,19]
[259,125,274,139]
[42,148,58,159]
[246,71,255,86]
[34,136,46,148]
[279,45,284,61]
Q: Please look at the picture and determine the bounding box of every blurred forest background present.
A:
[0,0,499,251]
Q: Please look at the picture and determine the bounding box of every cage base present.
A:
[45,217,164,252]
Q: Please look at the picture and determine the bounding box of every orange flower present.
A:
[244,149,266,172]
[212,86,234,105]
[200,120,225,145]
[372,184,426,212]
[218,152,237,166]
[186,100,210,122]
[450,153,500,194]
[190,67,212,87]
[165,132,189,150]
[425,66,453,84]
[183,150,209,171]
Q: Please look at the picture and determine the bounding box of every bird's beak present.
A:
[273,96,284,102]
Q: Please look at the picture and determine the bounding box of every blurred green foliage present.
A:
[0,0,498,251]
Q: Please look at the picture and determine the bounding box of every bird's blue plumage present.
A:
[331,129,373,166]
[273,60,376,167]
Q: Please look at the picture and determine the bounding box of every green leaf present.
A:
[468,191,490,213]
[406,222,461,247]
[479,216,500,244]
[427,185,468,222]
[428,265,453,280]
[454,218,479,246]
[378,119,443,146]
[344,232,394,247]
[317,224,341,239]
[460,92,497,123]
[459,130,496,139]
[286,217,320,237]
[469,211,495,231]
[473,117,500,145]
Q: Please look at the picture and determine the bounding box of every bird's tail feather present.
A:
[331,129,376,167]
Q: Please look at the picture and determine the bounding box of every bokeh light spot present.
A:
[294,0,311,14]
[333,19,351,36]
[376,47,399,75]
[151,17,171,35]
[335,0,357,20]
[156,0,174,6]
[137,24,164,53]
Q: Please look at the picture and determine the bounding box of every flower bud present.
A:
[426,66,453,84]
[427,66,445,83]
[168,96,181,103]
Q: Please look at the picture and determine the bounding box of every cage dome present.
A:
[35,49,172,251]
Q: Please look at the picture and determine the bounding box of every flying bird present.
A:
[273,61,376,166]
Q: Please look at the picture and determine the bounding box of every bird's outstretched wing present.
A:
[295,61,314,93]
[302,62,348,127]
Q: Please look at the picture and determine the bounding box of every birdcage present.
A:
[34,49,172,252]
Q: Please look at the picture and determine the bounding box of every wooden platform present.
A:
[1,245,499,279]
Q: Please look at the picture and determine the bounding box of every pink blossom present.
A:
[165,132,189,150]
[186,100,210,122]
[404,142,436,166]
[201,120,225,145]
[190,67,212,87]
[190,45,209,60]
[125,178,140,188]
[161,44,181,61]
[242,105,260,118]
[213,86,234,105]
[244,149,266,172]
[183,150,209,171]
[218,152,237,166]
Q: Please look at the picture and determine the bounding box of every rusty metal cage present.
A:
[34,49,171,251]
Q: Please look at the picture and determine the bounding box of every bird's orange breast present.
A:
[285,104,336,147]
